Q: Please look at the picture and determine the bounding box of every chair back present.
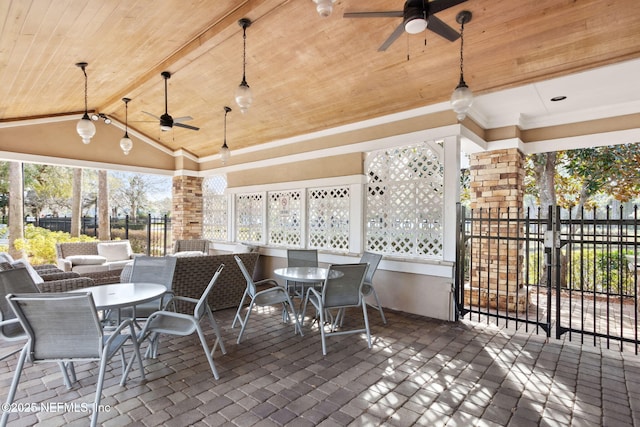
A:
[194,264,224,319]
[287,249,318,268]
[359,251,382,285]
[322,263,368,309]
[6,292,103,361]
[174,239,209,254]
[235,255,258,297]
[0,268,40,340]
[129,256,177,290]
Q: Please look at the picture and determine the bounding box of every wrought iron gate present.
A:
[455,204,640,352]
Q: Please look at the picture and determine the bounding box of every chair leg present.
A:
[205,306,226,355]
[284,295,303,336]
[317,302,328,356]
[195,323,220,380]
[1,345,28,426]
[236,301,255,344]
[368,288,387,324]
[362,301,372,349]
[122,324,146,384]
[232,291,249,328]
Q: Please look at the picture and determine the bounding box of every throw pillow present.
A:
[97,242,132,262]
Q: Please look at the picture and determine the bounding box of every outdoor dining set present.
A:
[0,248,385,426]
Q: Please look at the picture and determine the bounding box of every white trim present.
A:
[225,174,367,194]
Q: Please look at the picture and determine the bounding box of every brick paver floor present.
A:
[2,305,640,426]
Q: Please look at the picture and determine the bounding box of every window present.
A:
[202,175,228,241]
[366,142,444,259]
[235,192,263,243]
[268,190,302,247]
[308,187,350,252]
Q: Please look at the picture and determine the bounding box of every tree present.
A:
[113,172,167,221]
[98,170,110,240]
[23,164,73,217]
[8,162,24,259]
[71,168,82,237]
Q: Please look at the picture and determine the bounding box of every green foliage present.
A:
[111,228,147,254]
[14,224,96,265]
[526,248,635,295]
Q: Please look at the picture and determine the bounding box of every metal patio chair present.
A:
[120,255,177,319]
[233,255,302,344]
[287,249,320,298]
[136,263,226,379]
[301,263,371,355]
[1,292,145,427]
[359,251,386,324]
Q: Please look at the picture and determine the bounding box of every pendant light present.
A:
[75,62,96,144]
[313,0,336,17]
[119,98,133,155]
[235,18,253,114]
[450,11,473,121]
[220,106,232,164]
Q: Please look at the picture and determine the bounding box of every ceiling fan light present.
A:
[160,124,172,132]
[450,82,473,121]
[235,82,253,114]
[120,135,133,155]
[313,0,335,18]
[405,18,427,34]
[76,115,96,144]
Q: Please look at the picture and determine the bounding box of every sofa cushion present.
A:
[66,255,107,266]
[97,242,132,262]
[171,250,206,257]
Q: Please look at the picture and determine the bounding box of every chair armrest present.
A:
[57,259,72,272]
[40,271,81,281]
[37,276,96,292]
[254,278,280,288]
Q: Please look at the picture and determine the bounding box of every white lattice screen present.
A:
[307,187,350,252]
[366,143,444,259]
[235,192,263,243]
[267,190,303,247]
[202,175,228,241]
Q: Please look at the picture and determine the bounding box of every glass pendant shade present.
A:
[235,82,252,114]
[76,114,96,144]
[220,142,231,163]
[405,18,427,34]
[120,134,133,155]
[314,0,335,17]
[451,82,473,121]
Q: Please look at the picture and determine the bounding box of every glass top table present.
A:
[273,267,331,283]
[70,282,167,311]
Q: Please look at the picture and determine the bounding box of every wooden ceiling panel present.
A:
[1,0,639,159]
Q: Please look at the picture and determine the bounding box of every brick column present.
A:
[172,175,203,241]
[466,148,527,312]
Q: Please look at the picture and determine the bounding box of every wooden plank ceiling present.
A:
[1,0,639,158]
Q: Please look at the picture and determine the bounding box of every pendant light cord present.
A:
[241,25,248,84]
[80,65,89,114]
[459,19,466,86]
[124,100,129,137]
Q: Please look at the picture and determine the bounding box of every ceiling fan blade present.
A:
[173,116,193,123]
[142,111,161,120]
[174,122,200,131]
[427,15,460,41]
[428,0,468,15]
[343,11,403,18]
[378,22,406,52]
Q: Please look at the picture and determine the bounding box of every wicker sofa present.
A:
[121,252,259,312]
[55,240,137,285]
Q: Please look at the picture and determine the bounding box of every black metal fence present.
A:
[456,204,640,353]
[32,214,172,256]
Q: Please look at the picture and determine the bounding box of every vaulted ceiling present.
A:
[1,0,640,161]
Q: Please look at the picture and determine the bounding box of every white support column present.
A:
[349,181,365,254]
[442,135,461,263]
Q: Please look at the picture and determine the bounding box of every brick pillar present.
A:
[172,175,203,241]
[466,148,527,312]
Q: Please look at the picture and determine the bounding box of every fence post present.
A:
[125,215,129,240]
[163,214,168,256]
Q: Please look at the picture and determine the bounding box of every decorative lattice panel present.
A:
[307,187,350,252]
[202,176,228,241]
[235,192,263,243]
[268,190,302,247]
[366,143,444,259]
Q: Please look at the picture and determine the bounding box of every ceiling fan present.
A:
[143,71,199,132]
[344,0,467,52]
